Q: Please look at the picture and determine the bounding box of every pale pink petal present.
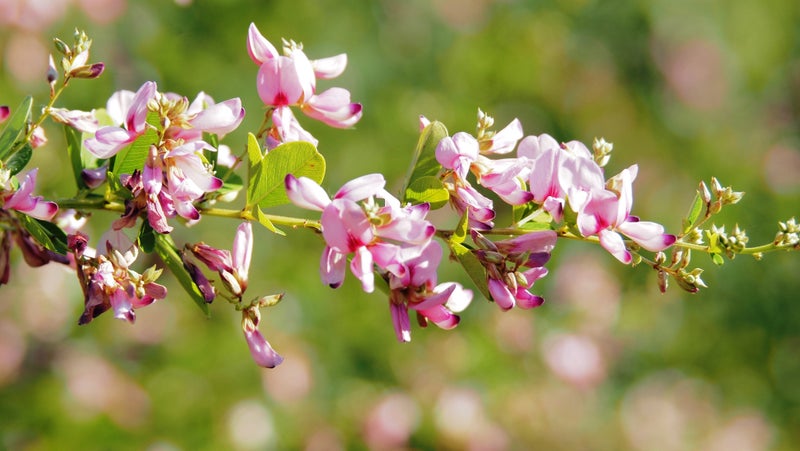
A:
[617,220,676,252]
[246,23,279,65]
[189,97,245,136]
[488,278,515,310]
[440,282,473,313]
[333,173,385,201]
[126,81,157,133]
[420,306,460,329]
[515,289,544,309]
[244,328,284,368]
[232,222,253,281]
[351,245,374,293]
[105,89,135,125]
[302,87,363,128]
[85,126,139,158]
[391,302,411,342]
[411,283,455,311]
[321,199,373,252]
[517,133,559,159]
[320,246,346,288]
[257,57,307,106]
[598,229,631,264]
[285,174,331,211]
[485,118,523,154]
[311,53,347,79]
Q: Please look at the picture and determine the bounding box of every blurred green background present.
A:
[1,0,799,449]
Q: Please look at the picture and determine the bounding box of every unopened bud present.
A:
[47,55,58,85]
[654,251,667,265]
[470,229,498,251]
[699,181,711,204]
[657,270,668,293]
[53,38,71,57]
[258,293,284,308]
[68,62,105,79]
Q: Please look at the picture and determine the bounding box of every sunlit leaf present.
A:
[404,175,449,209]
[247,140,325,209]
[112,111,159,176]
[255,206,286,236]
[402,121,447,195]
[153,233,210,317]
[683,192,704,234]
[451,210,469,245]
[0,96,32,161]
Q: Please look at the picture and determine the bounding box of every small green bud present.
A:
[53,38,72,57]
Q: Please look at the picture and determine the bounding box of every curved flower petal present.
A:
[302,87,363,128]
[285,174,331,211]
[617,220,676,252]
[244,328,284,368]
[312,53,347,79]
[320,246,346,288]
[85,126,139,159]
[189,97,245,136]
[333,173,385,201]
[598,229,631,264]
[247,23,279,65]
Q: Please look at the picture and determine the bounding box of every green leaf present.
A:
[402,121,447,195]
[683,192,704,234]
[711,253,725,266]
[153,233,210,317]
[65,125,88,190]
[0,96,32,161]
[138,220,156,253]
[255,206,286,236]
[451,210,469,245]
[112,111,159,176]
[18,214,68,255]
[247,140,326,209]
[404,175,449,209]
[4,143,32,175]
[448,241,492,301]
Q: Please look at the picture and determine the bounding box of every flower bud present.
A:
[699,181,711,204]
[657,270,668,293]
[68,63,105,79]
[47,55,58,86]
[53,38,72,58]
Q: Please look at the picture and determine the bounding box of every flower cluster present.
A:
[286,173,473,341]
[0,24,795,371]
[437,112,676,265]
[75,81,245,232]
[69,230,166,325]
[247,23,362,148]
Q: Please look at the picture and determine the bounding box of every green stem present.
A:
[199,207,321,231]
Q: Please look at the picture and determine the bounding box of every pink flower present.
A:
[2,168,58,221]
[286,173,435,293]
[517,134,605,222]
[190,222,252,298]
[73,229,167,325]
[576,165,676,264]
[265,107,318,150]
[244,327,284,368]
[247,23,362,146]
[85,81,156,158]
[472,230,557,310]
[387,241,473,342]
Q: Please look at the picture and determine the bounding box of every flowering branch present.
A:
[0,25,796,370]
